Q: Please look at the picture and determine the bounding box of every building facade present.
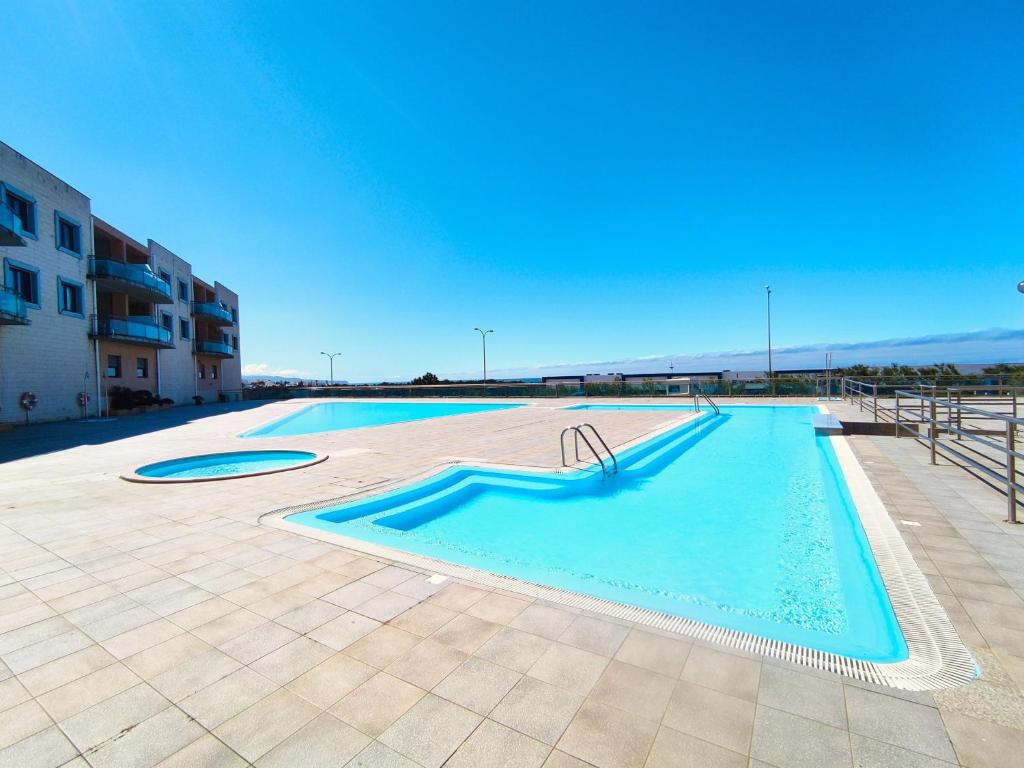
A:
[0,142,241,425]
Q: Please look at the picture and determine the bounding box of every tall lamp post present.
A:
[473,328,493,382]
[765,285,774,396]
[320,351,341,384]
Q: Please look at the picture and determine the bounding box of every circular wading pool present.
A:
[125,450,326,483]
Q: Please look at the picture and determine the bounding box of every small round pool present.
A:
[125,450,326,483]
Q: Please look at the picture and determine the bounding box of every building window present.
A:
[198,362,205,380]
[4,258,40,307]
[57,277,84,316]
[210,365,218,380]
[136,357,149,378]
[159,269,171,286]
[178,279,188,301]
[179,318,190,339]
[222,331,230,345]
[2,183,37,238]
[107,355,122,378]
[230,306,238,324]
[161,312,173,334]
[55,211,82,256]
[232,335,239,350]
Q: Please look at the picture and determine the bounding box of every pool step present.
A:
[373,473,569,531]
[623,415,724,475]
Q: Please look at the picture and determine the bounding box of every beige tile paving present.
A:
[331,671,426,737]
[1,398,1022,767]
[378,693,482,767]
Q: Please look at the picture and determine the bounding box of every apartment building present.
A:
[0,142,241,425]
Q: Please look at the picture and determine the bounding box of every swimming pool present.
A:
[243,401,525,438]
[290,406,908,662]
[131,450,324,481]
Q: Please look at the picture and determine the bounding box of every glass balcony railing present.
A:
[90,315,174,347]
[0,286,30,325]
[195,339,234,357]
[0,206,26,247]
[191,301,233,324]
[88,257,173,301]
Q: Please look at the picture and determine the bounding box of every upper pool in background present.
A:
[243,401,525,438]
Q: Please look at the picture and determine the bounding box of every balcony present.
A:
[0,286,30,325]
[0,206,26,247]
[191,301,233,326]
[195,339,234,358]
[88,257,173,304]
[90,315,174,348]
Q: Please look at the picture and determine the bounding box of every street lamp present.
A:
[473,328,493,382]
[320,351,341,384]
[765,285,774,395]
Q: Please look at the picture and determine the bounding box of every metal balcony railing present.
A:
[88,257,173,301]
[191,301,233,324]
[0,286,30,324]
[90,315,174,347]
[195,339,234,357]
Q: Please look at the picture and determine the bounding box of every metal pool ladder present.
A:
[560,423,618,477]
[694,388,720,415]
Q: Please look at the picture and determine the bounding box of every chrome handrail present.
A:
[560,424,617,477]
[693,387,721,415]
[577,423,618,474]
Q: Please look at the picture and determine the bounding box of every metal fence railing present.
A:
[243,376,855,402]
[842,379,1024,522]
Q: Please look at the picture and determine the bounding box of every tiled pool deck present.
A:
[0,398,1022,768]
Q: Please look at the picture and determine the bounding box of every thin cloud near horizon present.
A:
[244,328,1021,381]
[457,328,1023,379]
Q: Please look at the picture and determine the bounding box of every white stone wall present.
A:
[0,143,95,424]
[0,143,244,424]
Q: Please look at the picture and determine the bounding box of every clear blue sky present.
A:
[6,1,1022,380]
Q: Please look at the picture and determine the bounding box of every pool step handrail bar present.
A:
[577,423,618,475]
[560,424,617,477]
[693,388,721,415]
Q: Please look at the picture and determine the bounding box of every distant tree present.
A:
[410,372,441,385]
[834,364,878,379]
[916,362,961,379]
[983,363,1024,375]
[880,363,917,378]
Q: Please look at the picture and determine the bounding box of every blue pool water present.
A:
[137,450,317,479]
[291,406,907,662]
[243,401,525,437]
